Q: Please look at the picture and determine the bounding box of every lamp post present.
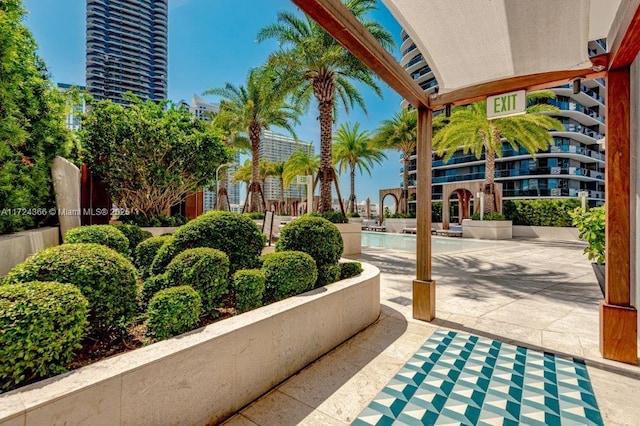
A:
[578,190,589,211]
[216,162,238,210]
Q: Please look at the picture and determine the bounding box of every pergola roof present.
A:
[384,0,621,94]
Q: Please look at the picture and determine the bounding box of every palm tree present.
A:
[374,109,417,214]
[333,122,386,214]
[232,159,252,209]
[283,146,320,212]
[433,91,564,213]
[257,0,394,212]
[203,67,300,212]
[267,161,288,215]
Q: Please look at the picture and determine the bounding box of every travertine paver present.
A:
[223,238,640,426]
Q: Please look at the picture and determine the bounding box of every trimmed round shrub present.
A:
[150,211,265,275]
[2,243,138,333]
[145,286,201,341]
[233,269,265,313]
[64,225,131,257]
[135,235,172,279]
[260,251,317,302]
[316,264,341,288]
[165,248,229,315]
[0,282,88,392]
[276,216,343,266]
[340,262,363,280]
[114,224,153,253]
[140,273,170,310]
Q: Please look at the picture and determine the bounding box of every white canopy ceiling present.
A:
[383,0,623,93]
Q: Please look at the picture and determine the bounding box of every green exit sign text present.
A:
[487,90,526,119]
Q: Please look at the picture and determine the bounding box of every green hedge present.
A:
[135,235,172,279]
[340,262,363,280]
[64,225,131,257]
[113,224,152,253]
[150,211,265,275]
[2,243,138,333]
[0,281,88,392]
[140,273,171,310]
[276,216,343,266]
[316,264,341,288]
[165,248,229,315]
[119,214,188,227]
[232,269,265,313]
[503,199,580,227]
[260,251,317,302]
[310,211,348,223]
[145,286,201,341]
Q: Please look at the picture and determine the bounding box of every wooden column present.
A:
[601,68,638,365]
[413,107,436,321]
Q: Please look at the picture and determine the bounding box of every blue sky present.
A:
[22,0,404,204]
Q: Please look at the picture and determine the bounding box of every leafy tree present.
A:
[258,0,394,212]
[333,122,386,214]
[80,96,231,218]
[0,0,72,234]
[374,109,417,214]
[433,91,564,213]
[203,67,300,212]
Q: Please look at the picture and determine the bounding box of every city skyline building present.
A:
[400,30,606,218]
[57,83,87,131]
[86,0,168,104]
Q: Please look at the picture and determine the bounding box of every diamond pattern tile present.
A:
[353,330,603,426]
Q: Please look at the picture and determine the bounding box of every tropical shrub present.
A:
[150,211,265,275]
[64,225,131,257]
[2,243,138,333]
[244,212,265,220]
[119,214,189,228]
[346,212,360,218]
[276,216,343,266]
[145,286,201,341]
[232,269,266,313]
[135,235,172,279]
[260,251,317,302]
[316,264,341,287]
[140,273,171,310]
[570,206,605,265]
[165,248,230,315]
[113,224,152,253]
[504,199,580,226]
[310,211,348,223]
[0,281,88,392]
[470,212,506,221]
[432,202,443,223]
[340,262,363,280]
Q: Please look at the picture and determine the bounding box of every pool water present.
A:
[361,231,501,254]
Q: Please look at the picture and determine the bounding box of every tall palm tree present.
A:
[333,122,386,214]
[257,0,394,212]
[374,109,417,214]
[265,161,287,214]
[232,159,252,209]
[283,146,320,212]
[203,67,300,212]
[433,91,564,213]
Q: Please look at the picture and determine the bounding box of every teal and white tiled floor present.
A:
[353,329,603,425]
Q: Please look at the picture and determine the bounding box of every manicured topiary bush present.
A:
[316,264,341,288]
[0,281,88,392]
[150,211,265,275]
[113,224,153,253]
[2,243,138,333]
[340,262,363,280]
[260,251,317,302]
[276,216,343,266]
[232,269,265,313]
[64,225,131,257]
[140,273,171,310]
[165,248,230,315]
[145,286,201,341]
[135,235,172,279]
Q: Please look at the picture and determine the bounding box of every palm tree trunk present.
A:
[314,73,335,212]
[484,148,496,214]
[217,172,229,210]
[349,165,356,214]
[279,177,285,215]
[402,152,410,214]
[249,123,262,213]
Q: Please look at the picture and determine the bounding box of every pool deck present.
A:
[224,238,640,425]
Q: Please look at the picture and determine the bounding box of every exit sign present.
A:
[487,90,526,119]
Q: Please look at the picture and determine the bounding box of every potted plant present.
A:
[570,205,605,294]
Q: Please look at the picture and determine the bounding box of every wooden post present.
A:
[601,68,638,365]
[413,107,436,321]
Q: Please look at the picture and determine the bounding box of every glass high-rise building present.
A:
[86,0,168,104]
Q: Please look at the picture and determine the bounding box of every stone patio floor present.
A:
[223,238,640,425]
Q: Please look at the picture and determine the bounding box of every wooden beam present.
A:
[290,0,430,109]
[608,0,640,70]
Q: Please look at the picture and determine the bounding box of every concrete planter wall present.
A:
[512,225,579,241]
[140,226,180,237]
[335,222,361,255]
[0,262,380,426]
[462,219,513,240]
[0,227,59,277]
[384,218,416,234]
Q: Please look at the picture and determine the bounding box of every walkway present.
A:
[223,238,640,425]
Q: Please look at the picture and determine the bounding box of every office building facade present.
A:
[86,0,168,104]
[400,30,606,212]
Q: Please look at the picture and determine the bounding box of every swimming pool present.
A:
[361,231,501,254]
